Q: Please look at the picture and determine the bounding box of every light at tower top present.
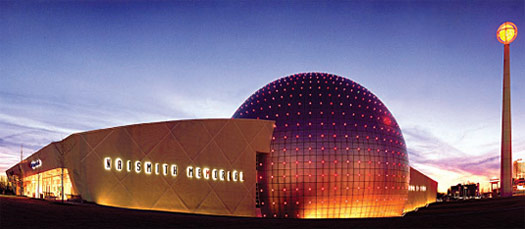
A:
[497,22,518,44]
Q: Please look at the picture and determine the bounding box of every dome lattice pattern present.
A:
[233,72,409,218]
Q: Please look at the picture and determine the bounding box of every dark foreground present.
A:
[1,195,524,228]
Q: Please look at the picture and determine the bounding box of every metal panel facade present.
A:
[233,73,410,218]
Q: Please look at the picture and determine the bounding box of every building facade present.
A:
[7,119,275,217]
[448,183,480,199]
[405,168,438,212]
[7,72,437,218]
[513,159,525,179]
[233,72,432,218]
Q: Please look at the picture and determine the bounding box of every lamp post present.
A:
[497,22,517,197]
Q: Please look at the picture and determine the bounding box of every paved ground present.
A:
[1,195,524,228]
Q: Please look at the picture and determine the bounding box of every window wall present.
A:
[22,168,74,200]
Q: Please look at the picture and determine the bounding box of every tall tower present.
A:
[497,22,517,197]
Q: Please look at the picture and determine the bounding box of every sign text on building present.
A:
[103,157,244,183]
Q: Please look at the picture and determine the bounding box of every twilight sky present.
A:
[1,1,523,193]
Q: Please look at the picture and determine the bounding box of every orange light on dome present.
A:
[497,22,518,44]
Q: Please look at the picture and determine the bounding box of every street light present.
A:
[497,22,518,44]
[497,22,517,198]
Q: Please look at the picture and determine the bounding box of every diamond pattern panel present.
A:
[82,129,113,150]
[55,119,274,217]
[146,133,192,187]
[171,170,213,210]
[152,188,189,212]
[213,121,249,163]
[192,140,231,190]
[249,124,274,153]
[232,145,257,194]
[193,140,241,212]
[93,128,146,182]
[195,191,230,216]
[126,122,171,156]
[82,150,119,203]
[233,119,265,145]
[63,135,92,199]
[172,120,213,160]
[104,183,137,208]
[201,120,228,137]
[120,159,170,209]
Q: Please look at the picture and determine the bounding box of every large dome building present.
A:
[233,72,410,218]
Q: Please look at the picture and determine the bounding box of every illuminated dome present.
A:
[232,72,409,218]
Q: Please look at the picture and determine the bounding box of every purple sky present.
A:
[1,0,524,192]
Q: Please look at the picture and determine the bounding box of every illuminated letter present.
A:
[227,171,231,181]
[104,157,111,170]
[196,167,202,179]
[155,163,160,175]
[127,160,132,172]
[187,166,194,178]
[163,164,169,176]
[135,161,142,173]
[240,171,244,182]
[115,158,123,171]
[212,169,218,181]
[145,162,152,174]
[203,168,210,180]
[219,169,225,181]
[232,170,238,182]
[171,165,178,177]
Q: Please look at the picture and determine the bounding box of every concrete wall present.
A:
[7,119,274,217]
[404,167,438,213]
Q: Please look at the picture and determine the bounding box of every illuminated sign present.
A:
[103,157,243,182]
[104,157,178,177]
[30,159,42,170]
[186,166,244,182]
[408,185,427,192]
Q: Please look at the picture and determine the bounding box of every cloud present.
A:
[155,90,237,119]
[0,148,23,172]
[0,89,239,173]
[0,113,79,136]
[403,125,467,162]
[402,125,520,192]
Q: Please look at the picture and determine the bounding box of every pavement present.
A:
[1,195,524,228]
